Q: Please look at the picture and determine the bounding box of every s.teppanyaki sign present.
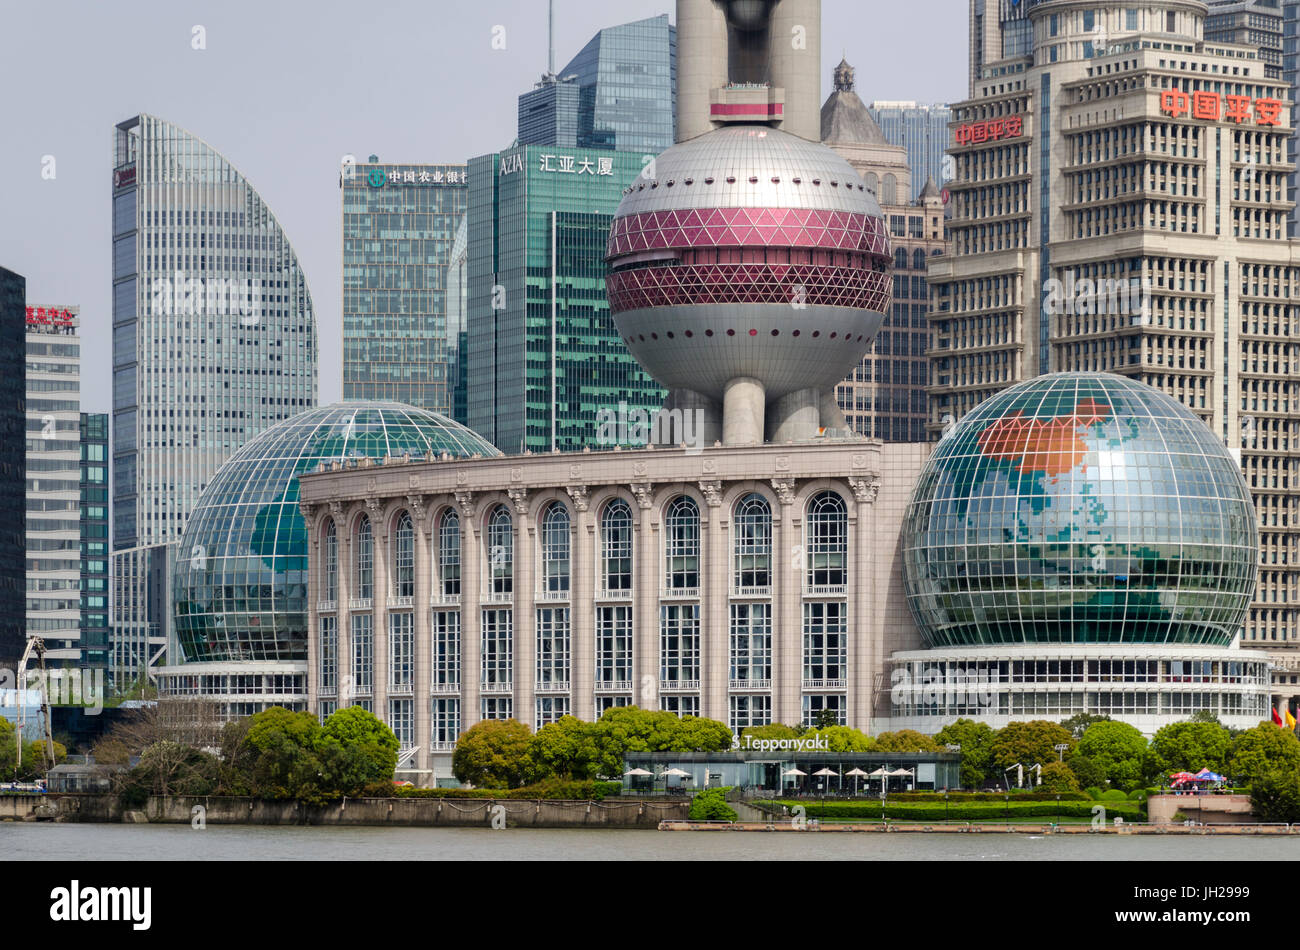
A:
[1159,91,1283,126]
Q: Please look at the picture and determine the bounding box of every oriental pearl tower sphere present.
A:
[606,0,891,445]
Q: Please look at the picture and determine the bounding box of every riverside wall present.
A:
[0,794,688,828]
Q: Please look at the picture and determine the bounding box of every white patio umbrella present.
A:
[845,767,869,796]
[890,767,915,791]
[662,767,691,777]
[623,768,653,776]
[781,767,806,789]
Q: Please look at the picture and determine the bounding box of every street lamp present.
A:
[945,790,950,823]
[1054,743,1069,763]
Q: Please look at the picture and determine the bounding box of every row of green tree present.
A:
[111,705,398,806]
[1,718,68,782]
[934,713,1300,793]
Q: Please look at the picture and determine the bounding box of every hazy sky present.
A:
[0,0,965,414]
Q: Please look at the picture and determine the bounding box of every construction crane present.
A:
[14,636,56,778]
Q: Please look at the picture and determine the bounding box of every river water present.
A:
[6,823,1300,860]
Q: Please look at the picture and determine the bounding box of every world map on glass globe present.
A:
[904,374,1257,648]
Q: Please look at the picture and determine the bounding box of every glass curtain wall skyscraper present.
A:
[111,114,317,681]
[341,159,469,413]
[518,14,676,154]
[25,305,82,663]
[466,147,663,454]
[866,101,955,201]
[0,266,25,669]
[80,413,109,671]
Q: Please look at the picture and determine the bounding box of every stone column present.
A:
[334,501,353,710]
[723,377,766,446]
[700,480,727,724]
[568,486,593,721]
[410,495,433,777]
[773,478,801,727]
[368,498,389,723]
[457,492,481,731]
[848,476,879,732]
[510,489,535,728]
[301,503,319,716]
[631,482,657,712]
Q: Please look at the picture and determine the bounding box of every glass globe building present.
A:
[904,374,1258,648]
[173,403,500,665]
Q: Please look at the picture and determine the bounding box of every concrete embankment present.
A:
[0,794,688,829]
[661,820,1298,835]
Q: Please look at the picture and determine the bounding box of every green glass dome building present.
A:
[173,403,500,663]
[904,374,1258,648]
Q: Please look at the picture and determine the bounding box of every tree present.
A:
[813,708,840,730]
[1230,723,1300,786]
[802,725,876,753]
[934,719,996,788]
[315,706,399,794]
[873,729,940,753]
[452,719,538,788]
[1147,720,1231,777]
[0,717,67,781]
[1250,769,1300,823]
[231,706,327,801]
[1039,761,1080,793]
[1066,754,1107,790]
[1060,713,1112,739]
[527,716,603,780]
[990,721,1076,777]
[1076,720,1148,787]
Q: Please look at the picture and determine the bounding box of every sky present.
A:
[0,0,966,414]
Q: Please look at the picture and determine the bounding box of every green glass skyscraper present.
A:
[466,147,663,454]
[341,159,469,412]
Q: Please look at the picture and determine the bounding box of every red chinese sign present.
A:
[26,307,75,326]
[1159,90,1284,126]
[954,115,1024,146]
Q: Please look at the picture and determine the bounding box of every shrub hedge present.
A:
[759,799,1145,821]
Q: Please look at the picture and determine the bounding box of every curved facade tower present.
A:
[608,0,891,445]
[111,114,318,552]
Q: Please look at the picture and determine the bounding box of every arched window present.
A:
[437,509,460,598]
[393,512,414,598]
[541,502,571,594]
[355,516,373,600]
[806,491,847,588]
[865,172,879,194]
[733,493,772,590]
[601,499,634,593]
[913,248,928,270]
[894,248,909,269]
[487,505,513,596]
[882,173,897,205]
[664,496,700,590]
[323,520,338,601]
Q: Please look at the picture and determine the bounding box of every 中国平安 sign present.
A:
[1159,91,1283,126]
[954,115,1024,145]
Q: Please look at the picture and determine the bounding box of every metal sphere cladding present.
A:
[605,126,892,403]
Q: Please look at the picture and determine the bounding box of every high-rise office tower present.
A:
[111,114,317,683]
[341,158,468,413]
[518,13,677,154]
[930,1,1298,657]
[466,146,664,454]
[0,267,25,670]
[823,61,949,442]
[24,305,82,664]
[1287,1,1299,233]
[80,413,110,672]
[866,102,955,201]
[1206,0,1284,78]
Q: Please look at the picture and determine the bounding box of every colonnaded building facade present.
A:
[297,443,927,779]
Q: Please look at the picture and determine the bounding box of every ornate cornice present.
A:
[630,482,654,510]
[507,487,529,515]
[848,475,880,505]
[565,484,590,513]
[771,477,797,507]
[698,479,723,508]
[454,491,477,521]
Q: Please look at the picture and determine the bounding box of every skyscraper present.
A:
[518,14,677,154]
[1206,0,1284,79]
[866,101,955,201]
[341,158,468,413]
[929,1,1299,658]
[80,413,109,672]
[823,60,949,443]
[111,114,317,682]
[0,267,25,670]
[466,146,664,454]
[24,305,82,664]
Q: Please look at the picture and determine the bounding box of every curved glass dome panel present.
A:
[904,374,1257,647]
[173,402,500,662]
